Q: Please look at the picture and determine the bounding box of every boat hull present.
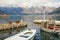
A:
[4,29,36,40]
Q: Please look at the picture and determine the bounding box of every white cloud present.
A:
[0,0,60,7]
[0,0,38,6]
[45,2,60,7]
[0,0,16,6]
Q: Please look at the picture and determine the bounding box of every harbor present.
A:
[0,15,60,40]
[0,15,41,40]
[0,3,60,40]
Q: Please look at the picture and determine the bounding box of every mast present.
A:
[43,7,46,20]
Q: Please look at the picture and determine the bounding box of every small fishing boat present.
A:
[0,20,27,30]
[34,20,60,37]
[33,20,60,25]
[4,29,36,40]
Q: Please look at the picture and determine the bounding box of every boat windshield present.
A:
[20,35,29,38]
[24,32,33,34]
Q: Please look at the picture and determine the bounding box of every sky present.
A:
[0,0,60,7]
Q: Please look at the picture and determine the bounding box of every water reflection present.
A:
[0,26,27,40]
[40,29,60,40]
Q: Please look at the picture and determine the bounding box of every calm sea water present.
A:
[0,15,60,40]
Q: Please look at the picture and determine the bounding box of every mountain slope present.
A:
[0,7,24,15]
[49,7,60,15]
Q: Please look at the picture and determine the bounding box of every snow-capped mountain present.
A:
[23,6,55,15]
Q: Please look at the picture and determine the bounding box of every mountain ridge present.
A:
[0,7,55,15]
[0,7,24,15]
[49,7,60,15]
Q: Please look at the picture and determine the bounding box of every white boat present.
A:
[4,29,36,40]
[33,20,60,25]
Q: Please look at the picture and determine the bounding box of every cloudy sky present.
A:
[0,0,60,7]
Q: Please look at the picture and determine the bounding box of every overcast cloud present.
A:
[0,0,60,7]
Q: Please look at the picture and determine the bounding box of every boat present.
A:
[0,20,27,30]
[33,20,60,25]
[4,29,36,40]
[33,20,60,38]
[33,7,60,36]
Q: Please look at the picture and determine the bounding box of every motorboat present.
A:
[4,29,36,40]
